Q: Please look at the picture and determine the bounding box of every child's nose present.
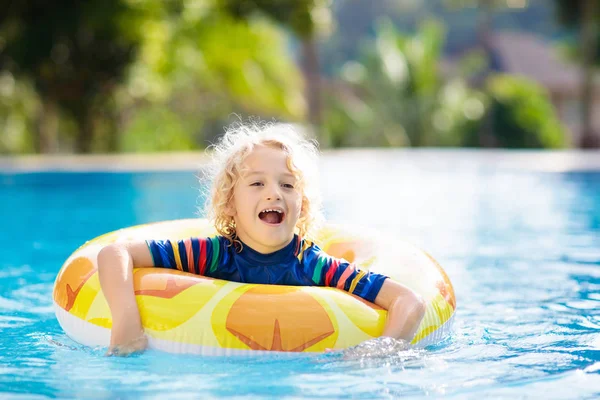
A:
[266,193,281,201]
[265,184,281,201]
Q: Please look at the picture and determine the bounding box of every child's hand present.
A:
[106,334,148,357]
[107,317,147,357]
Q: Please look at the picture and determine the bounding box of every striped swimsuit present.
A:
[146,235,387,303]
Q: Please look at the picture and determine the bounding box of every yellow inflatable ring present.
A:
[53,219,456,355]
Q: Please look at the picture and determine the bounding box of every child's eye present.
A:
[250,182,263,187]
[281,183,295,189]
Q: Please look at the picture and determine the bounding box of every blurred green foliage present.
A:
[0,0,143,153]
[322,19,487,147]
[0,0,572,153]
[120,106,196,152]
[0,0,304,154]
[0,73,38,153]
[555,0,600,62]
[321,0,566,75]
[321,18,567,149]
[461,75,567,148]
[218,0,331,38]
[553,0,600,148]
[120,3,305,152]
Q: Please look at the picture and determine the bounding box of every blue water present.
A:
[1,152,599,398]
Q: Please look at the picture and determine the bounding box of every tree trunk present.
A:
[36,97,59,153]
[104,104,119,153]
[579,0,599,148]
[300,36,322,132]
[106,118,119,153]
[478,0,496,148]
[74,110,94,153]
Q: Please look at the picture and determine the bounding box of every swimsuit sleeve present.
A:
[301,243,388,303]
[145,236,228,276]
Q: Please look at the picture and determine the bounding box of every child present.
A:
[98,122,426,356]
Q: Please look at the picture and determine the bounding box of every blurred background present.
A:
[0,0,598,154]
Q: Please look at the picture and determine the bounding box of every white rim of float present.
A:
[55,300,456,356]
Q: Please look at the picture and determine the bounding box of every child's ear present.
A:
[299,203,306,219]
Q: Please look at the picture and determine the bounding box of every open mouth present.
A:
[258,208,285,225]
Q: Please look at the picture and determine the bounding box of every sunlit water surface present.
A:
[1,151,599,399]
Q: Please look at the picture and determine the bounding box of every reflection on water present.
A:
[0,153,599,398]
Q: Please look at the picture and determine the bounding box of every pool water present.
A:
[1,151,599,398]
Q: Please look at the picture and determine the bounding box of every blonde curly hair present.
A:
[203,121,323,247]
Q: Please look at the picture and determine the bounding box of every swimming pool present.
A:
[1,150,599,398]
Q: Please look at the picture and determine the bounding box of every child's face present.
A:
[229,145,303,254]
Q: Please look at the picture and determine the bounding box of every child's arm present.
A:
[97,236,221,355]
[97,241,154,355]
[372,278,426,342]
[304,244,425,343]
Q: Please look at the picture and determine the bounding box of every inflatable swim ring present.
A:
[53,219,455,355]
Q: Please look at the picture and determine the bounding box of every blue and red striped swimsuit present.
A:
[146,235,387,303]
